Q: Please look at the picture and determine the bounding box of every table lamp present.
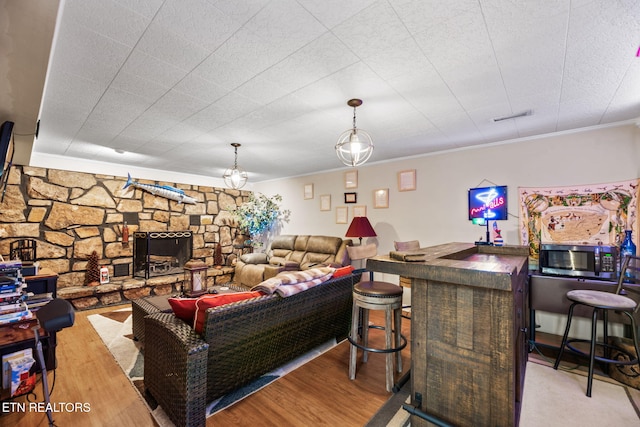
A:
[345,216,377,245]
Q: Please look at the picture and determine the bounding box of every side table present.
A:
[131,295,173,346]
[0,320,51,401]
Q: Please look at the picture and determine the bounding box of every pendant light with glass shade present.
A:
[335,99,374,167]
[222,143,248,189]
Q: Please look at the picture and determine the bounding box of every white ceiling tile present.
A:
[245,0,327,50]
[296,0,377,29]
[147,90,210,122]
[192,28,281,90]
[332,1,412,60]
[258,33,359,93]
[234,75,289,106]
[120,49,187,88]
[48,22,131,85]
[112,0,164,18]
[154,0,242,51]
[390,0,480,33]
[135,22,211,71]
[209,0,270,24]
[172,73,229,104]
[63,0,152,46]
[110,70,170,102]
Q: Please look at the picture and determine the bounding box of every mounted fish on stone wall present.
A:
[123,173,197,204]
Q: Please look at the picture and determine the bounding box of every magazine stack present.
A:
[0,260,31,326]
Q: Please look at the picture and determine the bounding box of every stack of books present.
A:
[0,261,31,326]
[25,292,53,312]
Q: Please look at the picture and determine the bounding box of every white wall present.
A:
[254,123,640,255]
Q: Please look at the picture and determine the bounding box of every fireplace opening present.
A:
[133,231,193,279]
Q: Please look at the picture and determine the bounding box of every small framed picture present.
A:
[304,184,314,199]
[353,205,367,217]
[344,192,357,204]
[336,207,348,224]
[320,194,331,211]
[374,188,389,209]
[345,170,358,189]
[398,169,416,192]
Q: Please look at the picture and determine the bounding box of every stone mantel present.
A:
[59,266,234,310]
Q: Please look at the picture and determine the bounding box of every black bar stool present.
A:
[553,254,640,397]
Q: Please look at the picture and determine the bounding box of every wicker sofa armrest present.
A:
[144,312,209,427]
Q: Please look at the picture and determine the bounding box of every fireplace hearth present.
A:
[133,231,193,279]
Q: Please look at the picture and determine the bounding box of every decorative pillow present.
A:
[193,291,263,334]
[240,253,269,264]
[332,265,354,278]
[168,297,199,323]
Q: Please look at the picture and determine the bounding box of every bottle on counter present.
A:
[620,229,636,279]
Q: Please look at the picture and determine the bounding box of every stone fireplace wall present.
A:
[0,165,249,309]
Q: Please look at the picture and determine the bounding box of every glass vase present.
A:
[620,229,636,279]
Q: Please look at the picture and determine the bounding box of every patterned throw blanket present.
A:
[251,267,335,297]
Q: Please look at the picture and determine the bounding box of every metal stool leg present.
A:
[394,306,403,373]
[362,308,370,363]
[586,308,598,397]
[554,303,577,370]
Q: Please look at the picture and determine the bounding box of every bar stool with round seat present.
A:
[347,244,407,392]
[553,254,640,397]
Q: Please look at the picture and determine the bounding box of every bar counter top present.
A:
[366,242,530,426]
[367,242,529,291]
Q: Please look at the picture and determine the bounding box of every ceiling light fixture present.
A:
[335,99,374,167]
[222,143,248,190]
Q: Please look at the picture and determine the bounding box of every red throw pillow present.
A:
[332,265,354,278]
[168,297,198,323]
[193,291,263,334]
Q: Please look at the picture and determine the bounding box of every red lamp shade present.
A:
[345,216,377,244]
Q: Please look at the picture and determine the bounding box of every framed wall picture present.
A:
[336,206,348,224]
[374,188,389,208]
[344,192,357,203]
[320,194,331,211]
[304,183,314,199]
[398,169,416,192]
[353,205,367,217]
[344,170,358,189]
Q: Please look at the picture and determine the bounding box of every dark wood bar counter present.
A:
[367,242,529,427]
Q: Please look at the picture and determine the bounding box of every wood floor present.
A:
[1,305,411,427]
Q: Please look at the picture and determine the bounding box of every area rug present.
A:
[87,308,338,426]
[367,358,640,426]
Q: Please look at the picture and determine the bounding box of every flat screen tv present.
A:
[0,121,14,169]
[468,185,508,221]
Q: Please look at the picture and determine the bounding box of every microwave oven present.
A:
[538,244,618,280]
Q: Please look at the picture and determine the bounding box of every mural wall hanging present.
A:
[519,179,640,258]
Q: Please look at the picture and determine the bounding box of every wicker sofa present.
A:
[234,234,352,287]
[143,271,362,427]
